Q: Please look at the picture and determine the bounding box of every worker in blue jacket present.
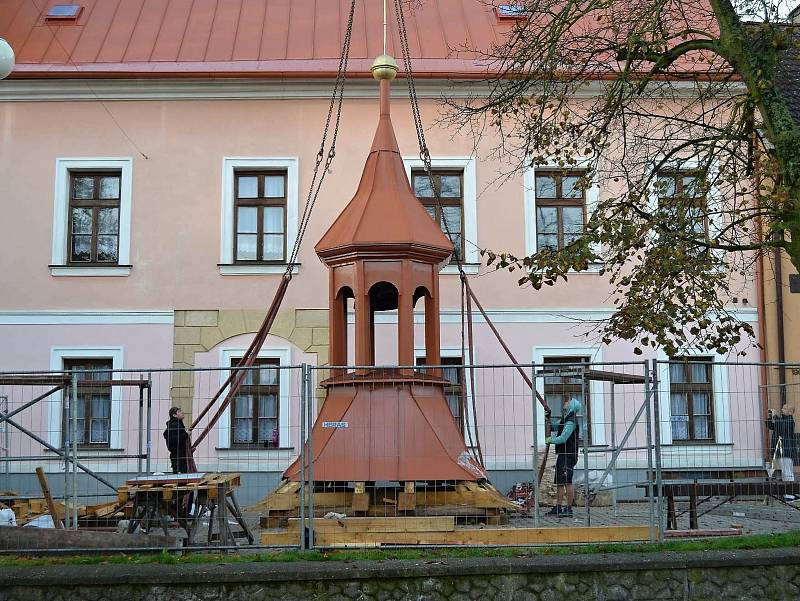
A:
[544,397,582,518]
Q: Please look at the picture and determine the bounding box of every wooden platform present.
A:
[254,479,518,527]
[260,516,650,547]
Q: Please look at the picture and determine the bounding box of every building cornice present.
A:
[0,78,738,102]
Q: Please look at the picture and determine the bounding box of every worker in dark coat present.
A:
[163,407,190,474]
[544,397,582,518]
[767,404,796,484]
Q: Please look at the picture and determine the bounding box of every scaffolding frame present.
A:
[0,373,151,529]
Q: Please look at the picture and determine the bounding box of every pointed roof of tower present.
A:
[315,74,453,262]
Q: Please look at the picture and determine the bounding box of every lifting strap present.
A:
[188,0,359,453]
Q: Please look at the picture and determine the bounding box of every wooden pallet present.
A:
[260,516,650,546]
[253,479,517,521]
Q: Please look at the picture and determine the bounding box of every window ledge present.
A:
[50,265,132,277]
[44,447,125,454]
[218,264,300,276]
[215,446,295,452]
[661,440,733,450]
[441,263,480,275]
[570,261,604,274]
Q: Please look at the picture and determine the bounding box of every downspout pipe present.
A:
[775,239,788,407]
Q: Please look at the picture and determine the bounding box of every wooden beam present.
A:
[287,517,455,533]
[262,525,650,546]
[35,467,62,530]
[310,525,650,546]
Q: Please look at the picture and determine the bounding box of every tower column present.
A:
[398,289,414,371]
[329,277,347,375]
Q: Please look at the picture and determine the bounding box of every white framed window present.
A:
[532,345,605,446]
[217,346,292,449]
[51,158,133,276]
[656,349,731,447]
[47,347,124,449]
[524,161,601,262]
[647,156,726,268]
[403,157,478,274]
[220,158,299,275]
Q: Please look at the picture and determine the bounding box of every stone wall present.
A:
[2,548,798,601]
[171,308,329,418]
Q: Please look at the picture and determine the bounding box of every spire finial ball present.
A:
[371,53,398,80]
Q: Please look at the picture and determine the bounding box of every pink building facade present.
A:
[0,1,764,502]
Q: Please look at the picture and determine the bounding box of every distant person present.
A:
[767,404,796,486]
[544,397,582,518]
[163,407,190,474]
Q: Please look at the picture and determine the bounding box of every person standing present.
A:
[163,407,190,474]
[544,397,582,517]
[767,404,796,484]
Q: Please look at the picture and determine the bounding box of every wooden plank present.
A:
[397,492,416,512]
[85,501,119,518]
[260,530,301,546]
[287,517,455,534]
[311,526,650,546]
[351,493,370,512]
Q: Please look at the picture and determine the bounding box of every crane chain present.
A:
[393,0,467,278]
[286,0,358,274]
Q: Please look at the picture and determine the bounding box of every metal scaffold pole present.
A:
[146,372,152,474]
[306,365,315,550]
[531,363,540,527]
[63,380,70,530]
[71,376,78,530]
[299,364,306,550]
[137,375,144,476]
[651,359,665,542]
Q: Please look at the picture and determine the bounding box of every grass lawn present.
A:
[0,530,798,567]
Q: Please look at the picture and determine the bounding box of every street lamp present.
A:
[0,38,15,80]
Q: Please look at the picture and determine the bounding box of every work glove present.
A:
[544,436,553,445]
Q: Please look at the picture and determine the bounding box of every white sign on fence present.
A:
[322,421,349,429]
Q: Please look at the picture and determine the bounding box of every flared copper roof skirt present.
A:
[315,79,453,262]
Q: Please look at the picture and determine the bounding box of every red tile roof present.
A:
[0,0,510,78]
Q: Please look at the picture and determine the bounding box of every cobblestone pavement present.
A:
[508,498,800,536]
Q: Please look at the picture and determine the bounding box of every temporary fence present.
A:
[0,359,797,552]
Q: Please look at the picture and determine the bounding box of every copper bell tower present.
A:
[284,54,486,484]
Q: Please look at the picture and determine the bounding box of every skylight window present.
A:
[496,4,528,18]
[45,4,83,20]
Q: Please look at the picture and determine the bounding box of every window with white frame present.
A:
[220,158,298,275]
[533,171,586,251]
[533,345,605,446]
[655,170,710,257]
[52,159,133,276]
[230,358,281,448]
[524,164,599,258]
[48,347,124,449]
[656,349,731,448]
[403,157,478,273]
[668,357,715,443]
[217,347,292,449]
[412,170,464,261]
[63,358,113,447]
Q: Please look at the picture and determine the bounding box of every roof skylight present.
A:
[45,4,83,20]
[496,4,528,18]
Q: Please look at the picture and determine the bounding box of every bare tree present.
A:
[444,0,800,355]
